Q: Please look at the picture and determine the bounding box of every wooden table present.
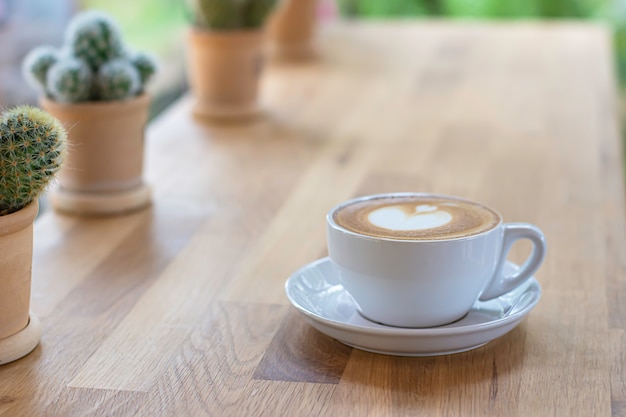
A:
[1,21,624,416]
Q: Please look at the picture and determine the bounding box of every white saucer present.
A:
[285,257,541,356]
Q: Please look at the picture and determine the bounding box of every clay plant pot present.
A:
[0,201,42,365]
[186,28,264,120]
[267,0,318,61]
[41,94,151,216]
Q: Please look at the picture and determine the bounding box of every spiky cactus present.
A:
[195,0,240,29]
[21,46,59,89]
[190,0,279,30]
[129,52,157,85]
[0,106,67,215]
[96,59,141,100]
[245,0,279,28]
[22,11,156,103]
[47,57,93,103]
[65,10,125,70]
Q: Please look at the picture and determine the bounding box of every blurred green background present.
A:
[337,0,626,90]
[79,0,625,90]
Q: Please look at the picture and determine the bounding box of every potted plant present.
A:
[22,10,157,216]
[0,106,67,365]
[185,0,279,120]
[267,0,318,61]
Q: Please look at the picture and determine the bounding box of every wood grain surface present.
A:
[0,21,624,416]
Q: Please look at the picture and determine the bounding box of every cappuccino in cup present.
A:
[332,195,501,241]
[327,193,546,328]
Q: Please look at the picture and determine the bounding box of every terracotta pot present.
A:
[267,0,318,60]
[41,95,151,215]
[0,202,37,339]
[185,28,264,119]
[0,201,41,364]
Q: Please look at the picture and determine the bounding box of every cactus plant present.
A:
[22,11,156,103]
[0,106,67,215]
[189,0,279,30]
[96,58,141,100]
[245,0,280,28]
[21,46,59,90]
[129,52,158,85]
[65,10,125,70]
[194,0,241,29]
[46,57,93,103]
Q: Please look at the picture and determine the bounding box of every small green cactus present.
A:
[21,46,59,90]
[129,52,157,86]
[0,106,67,215]
[65,10,125,70]
[22,10,156,103]
[194,0,240,29]
[244,0,279,28]
[190,0,279,30]
[96,58,141,100]
[46,57,93,103]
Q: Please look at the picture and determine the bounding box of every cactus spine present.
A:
[0,106,67,215]
[192,0,279,30]
[22,11,156,103]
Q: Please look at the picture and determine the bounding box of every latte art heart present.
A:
[332,195,501,240]
[368,204,453,231]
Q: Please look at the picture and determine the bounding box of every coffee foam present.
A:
[368,204,453,231]
[332,196,500,240]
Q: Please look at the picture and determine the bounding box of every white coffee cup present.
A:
[327,193,546,328]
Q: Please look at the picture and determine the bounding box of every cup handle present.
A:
[479,223,546,301]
